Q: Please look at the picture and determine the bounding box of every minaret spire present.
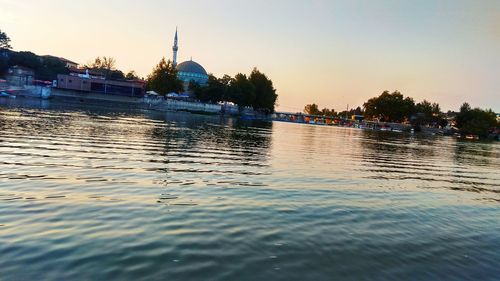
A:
[172,27,178,67]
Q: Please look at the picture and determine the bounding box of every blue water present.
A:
[0,98,499,280]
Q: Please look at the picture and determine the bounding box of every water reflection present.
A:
[453,140,496,166]
[355,130,499,198]
[1,98,499,281]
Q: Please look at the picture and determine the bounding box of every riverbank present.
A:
[7,86,246,116]
[1,99,499,281]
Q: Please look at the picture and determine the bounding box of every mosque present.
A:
[171,28,209,90]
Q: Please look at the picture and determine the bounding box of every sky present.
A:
[1,0,499,112]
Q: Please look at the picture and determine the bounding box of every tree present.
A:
[455,103,498,137]
[108,70,125,80]
[249,68,278,113]
[85,56,117,78]
[414,100,433,124]
[125,70,139,80]
[0,57,7,76]
[455,103,497,137]
[219,74,233,101]
[192,74,225,103]
[363,91,415,122]
[146,57,183,95]
[37,56,69,81]
[3,51,70,80]
[229,73,255,108]
[304,103,321,115]
[0,29,11,49]
[320,108,332,116]
[9,51,41,70]
[460,102,471,113]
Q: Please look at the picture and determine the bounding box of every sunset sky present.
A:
[1,0,499,112]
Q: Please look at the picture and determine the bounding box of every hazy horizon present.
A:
[1,0,499,112]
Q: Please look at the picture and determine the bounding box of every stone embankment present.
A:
[27,87,243,115]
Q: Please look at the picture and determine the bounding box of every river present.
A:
[0,98,499,280]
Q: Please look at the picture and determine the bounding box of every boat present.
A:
[0,91,17,98]
[465,135,479,140]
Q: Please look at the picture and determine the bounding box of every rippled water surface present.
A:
[1,98,499,280]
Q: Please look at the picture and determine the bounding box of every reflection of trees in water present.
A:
[358,129,500,198]
[360,130,438,160]
[147,115,273,163]
[0,98,152,141]
[453,141,496,166]
[1,98,273,163]
[0,107,75,137]
[451,141,500,200]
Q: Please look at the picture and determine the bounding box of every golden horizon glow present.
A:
[1,0,499,112]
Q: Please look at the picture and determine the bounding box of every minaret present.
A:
[172,27,178,67]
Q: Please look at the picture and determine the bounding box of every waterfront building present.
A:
[6,65,34,86]
[171,29,209,91]
[56,68,145,97]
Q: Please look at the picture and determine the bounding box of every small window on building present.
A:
[60,78,64,82]
[69,79,72,83]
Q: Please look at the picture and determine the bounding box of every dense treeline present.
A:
[191,68,278,113]
[303,103,362,118]
[0,51,139,82]
[1,29,68,80]
[455,103,497,137]
[1,29,138,81]
[304,90,499,137]
[2,28,278,113]
[146,56,278,113]
[0,50,69,80]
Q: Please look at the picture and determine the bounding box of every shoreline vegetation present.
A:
[146,57,278,114]
[1,29,498,139]
[0,29,278,114]
[301,91,499,140]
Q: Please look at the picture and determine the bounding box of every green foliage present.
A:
[321,108,336,117]
[125,70,139,80]
[188,69,277,113]
[303,104,340,117]
[185,68,278,113]
[0,29,11,49]
[455,102,497,137]
[146,57,183,95]
[413,100,443,126]
[304,103,321,115]
[9,51,41,70]
[460,102,471,113]
[0,56,8,76]
[229,73,255,108]
[108,70,125,80]
[37,56,69,81]
[192,74,225,103]
[337,106,363,119]
[363,91,415,122]
[85,56,117,79]
[249,68,278,113]
[6,51,68,80]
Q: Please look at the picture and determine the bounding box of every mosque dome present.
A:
[176,60,208,76]
[176,60,209,87]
